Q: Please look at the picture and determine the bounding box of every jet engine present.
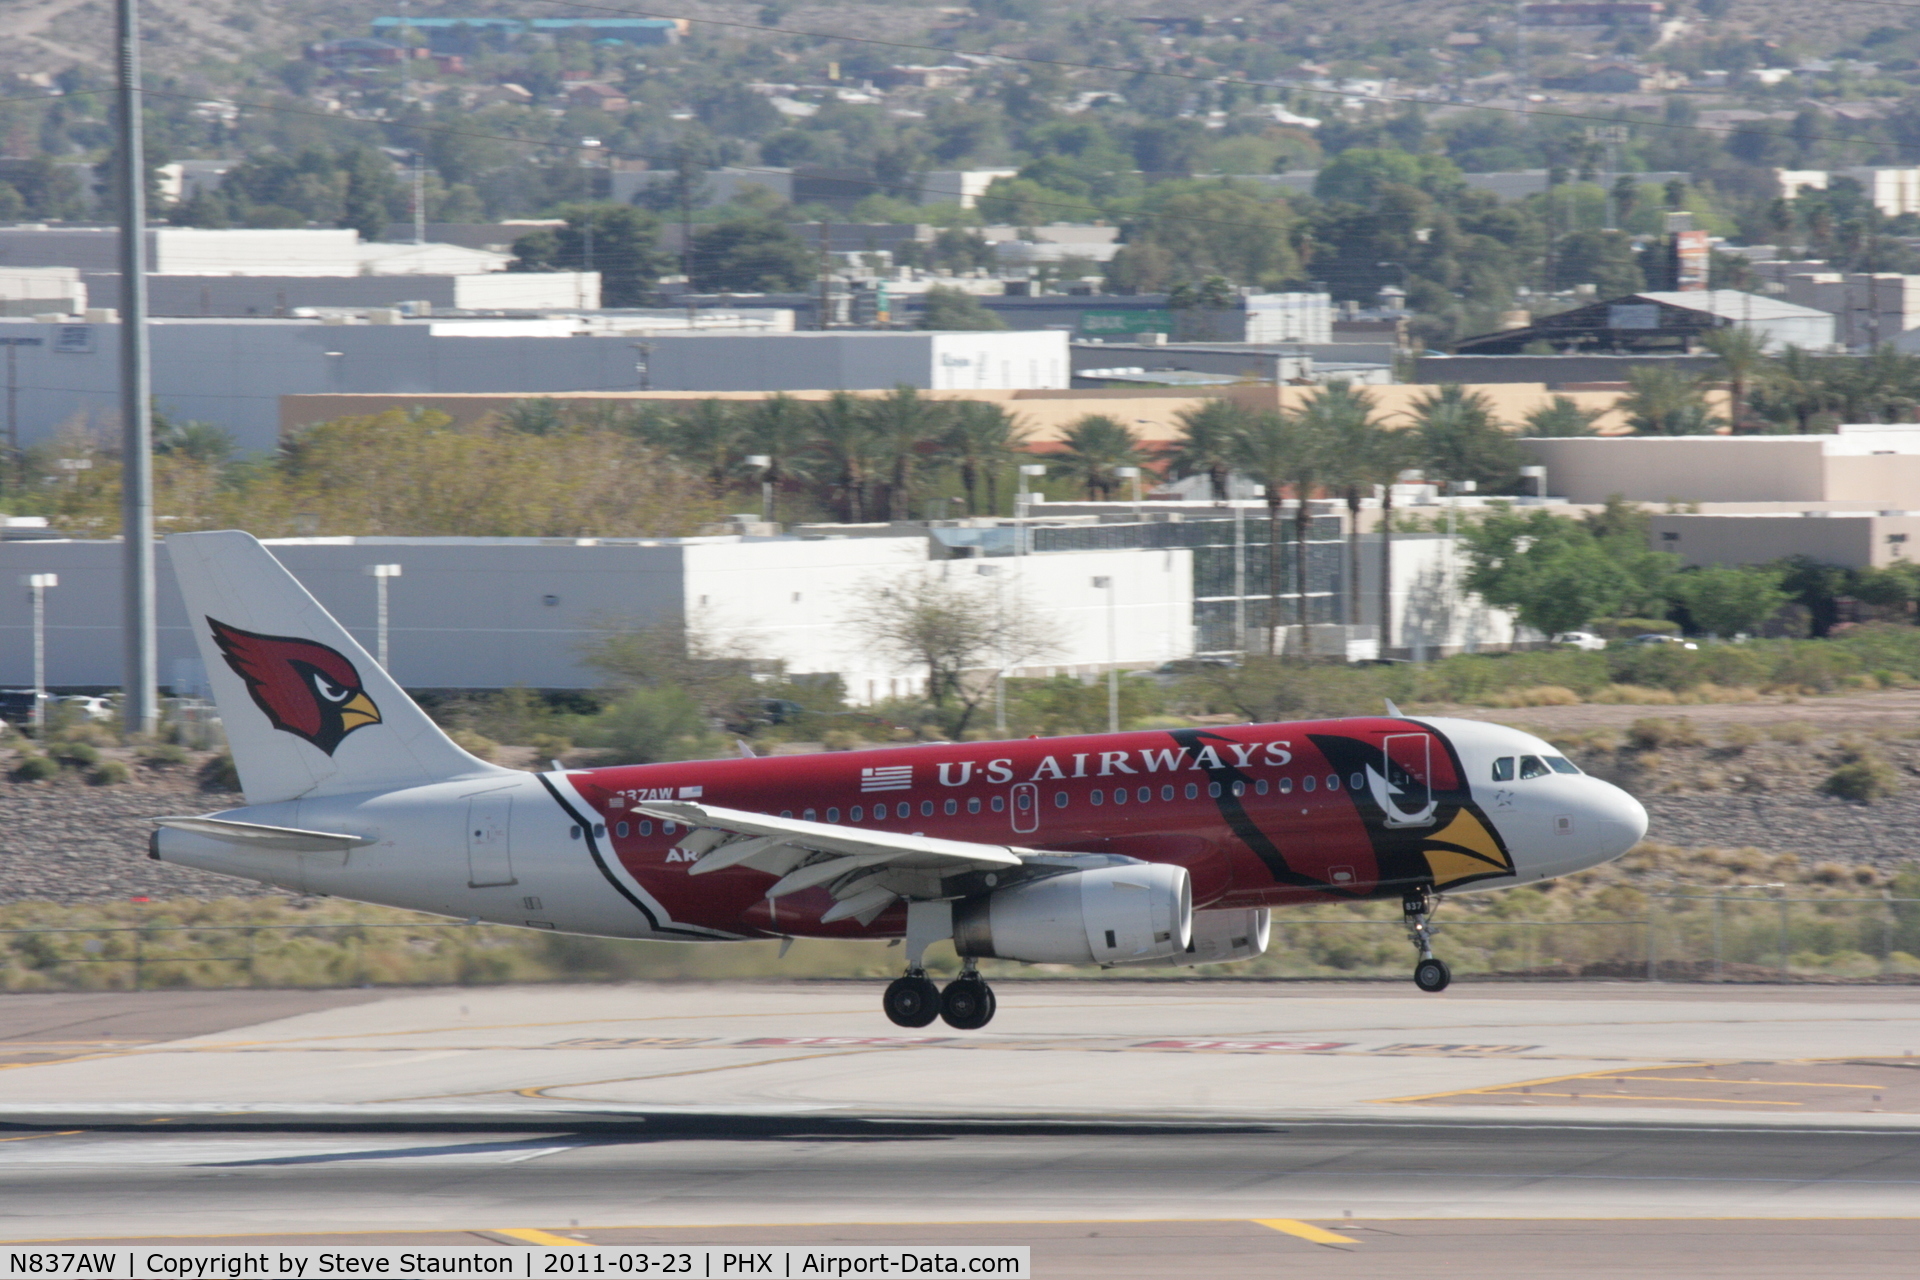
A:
[952,863,1192,965]
[1159,907,1270,967]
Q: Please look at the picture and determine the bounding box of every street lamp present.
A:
[361,563,402,670]
[1092,574,1118,733]
[745,454,773,524]
[23,572,56,734]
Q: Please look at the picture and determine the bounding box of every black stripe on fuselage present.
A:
[535,772,729,941]
[1165,726,1359,897]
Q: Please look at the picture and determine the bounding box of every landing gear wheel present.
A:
[883,974,941,1027]
[940,977,996,1030]
[1414,958,1451,993]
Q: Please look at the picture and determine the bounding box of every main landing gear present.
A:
[882,967,997,1030]
[1403,886,1451,993]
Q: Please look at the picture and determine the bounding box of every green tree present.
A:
[512,204,672,307]
[740,393,816,522]
[668,400,747,491]
[1551,229,1643,297]
[1461,508,1637,638]
[939,400,1030,515]
[1298,382,1390,628]
[1106,185,1301,292]
[811,391,887,522]
[1048,415,1144,500]
[865,385,950,521]
[1623,365,1724,435]
[1700,326,1771,433]
[1522,395,1604,437]
[688,217,815,292]
[918,286,1008,331]
[1410,384,1521,492]
[1669,565,1787,639]
[1313,148,1461,204]
[1165,398,1253,501]
[1228,408,1323,652]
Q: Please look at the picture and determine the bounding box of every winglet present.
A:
[1385,698,1404,717]
[736,738,758,759]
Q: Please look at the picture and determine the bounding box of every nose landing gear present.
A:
[1404,886,1451,993]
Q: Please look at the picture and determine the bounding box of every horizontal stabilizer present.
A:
[154,816,375,854]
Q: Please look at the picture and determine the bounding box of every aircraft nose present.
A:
[1585,779,1648,858]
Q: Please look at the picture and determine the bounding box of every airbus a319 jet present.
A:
[152,532,1650,1029]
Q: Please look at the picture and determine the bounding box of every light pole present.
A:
[24,572,56,734]
[746,454,773,524]
[1093,574,1118,733]
[1015,462,1046,556]
[362,563,402,670]
[117,0,157,740]
[1115,464,1142,520]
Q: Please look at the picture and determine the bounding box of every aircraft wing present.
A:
[633,799,1050,926]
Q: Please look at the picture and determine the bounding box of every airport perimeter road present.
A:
[0,981,1918,1273]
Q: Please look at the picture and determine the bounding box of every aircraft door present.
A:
[1010,782,1039,834]
[1379,733,1439,828]
[465,790,517,887]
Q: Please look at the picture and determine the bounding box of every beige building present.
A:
[1522,428,1920,506]
[1651,511,1920,570]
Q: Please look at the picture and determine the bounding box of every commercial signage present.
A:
[1078,308,1174,336]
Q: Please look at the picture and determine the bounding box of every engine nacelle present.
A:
[952,864,1192,965]
[1158,906,1270,968]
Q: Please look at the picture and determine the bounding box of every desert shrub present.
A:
[527,733,572,764]
[1626,717,1703,751]
[1820,746,1898,802]
[48,741,99,769]
[449,729,499,761]
[1719,723,1761,751]
[198,752,241,792]
[1591,684,1681,705]
[9,754,58,783]
[1769,721,1816,745]
[88,760,130,786]
[139,743,190,767]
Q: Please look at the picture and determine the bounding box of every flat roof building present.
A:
[1522,426,1920,506]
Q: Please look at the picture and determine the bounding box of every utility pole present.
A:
[116,0,156,739]
[25,573,56,734]
[1094,575,1118,733]
[678,146,697,329]
[361,563,402,670]
[412,151,427,245]
[818,218,833,331]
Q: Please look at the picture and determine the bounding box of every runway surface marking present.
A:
[1253,1219,1359,1244]
[492,1229,588,1246]
[503,1046,915,1101]
[1375,1056,1920,1113]
[0,1130,81,1144]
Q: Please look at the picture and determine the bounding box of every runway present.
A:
[1,981,1918,1274]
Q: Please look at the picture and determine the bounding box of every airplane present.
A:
[151,531,1650,1030]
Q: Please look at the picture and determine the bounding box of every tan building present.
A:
[281,383,1631,448]
[1651,511,1920,570]
[1522,428,1920,506]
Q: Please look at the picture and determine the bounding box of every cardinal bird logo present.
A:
[207,618,382,755]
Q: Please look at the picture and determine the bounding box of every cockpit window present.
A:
[1491,757,1515,781]
[1518,755,1550,779]
[1545,755,1581,775]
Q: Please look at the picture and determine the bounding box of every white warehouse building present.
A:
[0,319,1062,454]
[0,534,1193,700]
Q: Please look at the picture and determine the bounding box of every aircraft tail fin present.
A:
[168,530,513,805]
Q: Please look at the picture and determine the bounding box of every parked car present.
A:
[1552,632,1608,651]
[58,695,113,721]
[0,689,43,724]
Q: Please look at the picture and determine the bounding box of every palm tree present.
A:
[1048,415,1143,500]
[864,385,950,521]
[1700,326,1770,433]
[1227,408,1321,655]
[1521,395,1604,437]
[1410,383,1522,486]
[811,391,886,522]
[668,399,747,490]
[740,393,814,521]
[1164,399,1251,501]
[938,400,1030,515]
[1621,366,1723,436]
[1297,381,1384,628]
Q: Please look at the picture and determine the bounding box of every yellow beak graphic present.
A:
[340,691,381,731]
[1421,807,1514,889]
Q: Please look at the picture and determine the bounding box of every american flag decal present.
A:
[861,765,913,792]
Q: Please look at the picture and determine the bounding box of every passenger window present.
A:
[1302,776,1316,793]
[639,820,653,836]
[1054,791,1068,808]
[1492,757,1515,781]
[1112,787,1126,805]
[991,795,1005,812]
[1350,772,1364,791]
[968,797,981,813]
[592,823,606,839]
[1160,785,1174,802]
[1256,778,1269,795]
[663,821,678,835]
[944,798,957,815]
[1185,783,1198,799]
[1518,755,1549,780]
[1546,755,1581,775]
[1138,787,1151,803]
[1090,789,1104,805]
[1326,775,1340,791]
[1210,781,1224,798]
[803,809,817,822]
[616,821,629,838]
[851,806,863,822]
[780,811,792,819]
[1017,791,1032,810]
[826,808,839,823]
[897,802,911,818]
[1278,777,1291,794]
